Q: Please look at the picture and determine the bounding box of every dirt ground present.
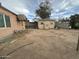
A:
[0,29,79,59]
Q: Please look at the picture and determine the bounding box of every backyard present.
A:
[0,29,79,59]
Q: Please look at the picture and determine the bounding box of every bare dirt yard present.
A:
[0,29,79,59]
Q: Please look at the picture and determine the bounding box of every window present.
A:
[5,15,11,27]
[41,22,44,24]
[0,14,5,27]
[0,14,11,28]
[51,23,53,24]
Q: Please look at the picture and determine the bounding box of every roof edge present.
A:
[0,3,17,16]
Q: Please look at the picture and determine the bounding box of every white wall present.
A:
[38,21,55,29]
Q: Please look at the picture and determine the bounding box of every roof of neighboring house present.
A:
[17,14,27,21]
[0,3,17,16]
[38,18,55,21]
[59,20,70,22]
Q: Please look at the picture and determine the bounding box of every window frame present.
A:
[0,13,11,28]
[5,15,11,27]
[0,13,5,27]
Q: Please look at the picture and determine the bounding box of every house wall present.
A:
[17,21,26,30]
[0,7,25,38]
[38,21,55,29]
[56,22,70,29]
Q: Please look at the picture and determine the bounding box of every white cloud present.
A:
[14,7,30,14]
[60,2,69,10]
[0,0,79,20]
[71,0,79,5]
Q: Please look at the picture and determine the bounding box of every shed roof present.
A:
[38,18,55,21]
[17,14,27,21]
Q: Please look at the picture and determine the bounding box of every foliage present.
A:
[70,14,79,29]
[36,1,52,19]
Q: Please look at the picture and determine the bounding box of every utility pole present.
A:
[76,35,79,51]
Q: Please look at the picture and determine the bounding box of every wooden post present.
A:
[76,36,79,51]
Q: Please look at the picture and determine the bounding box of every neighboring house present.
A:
[17,14,27,30]
[38,19,55,29]
[55,20,71,29]
[0,4,26,38]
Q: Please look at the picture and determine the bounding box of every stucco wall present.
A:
[38,20,55,29]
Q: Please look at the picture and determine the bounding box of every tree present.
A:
[70,14,79,29]
[36,1,52,19]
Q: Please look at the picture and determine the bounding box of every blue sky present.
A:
[0,0,79,21]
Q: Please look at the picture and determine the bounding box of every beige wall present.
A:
[38,21,55,29]
[0,7,25,38]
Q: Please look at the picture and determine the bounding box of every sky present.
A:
[0,0,79,21]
